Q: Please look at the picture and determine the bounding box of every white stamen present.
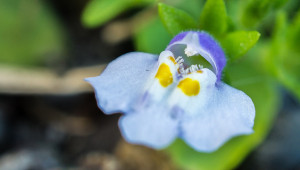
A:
[176,56,184,64]
[179,64,185,74]
[176,56,185,74]
[175,56,203,75]
[183,64,203,74]
[184,46,198,57]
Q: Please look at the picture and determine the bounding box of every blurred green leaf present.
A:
[272,12,287,46]
[0,0,65,67]
[166,56,280,170]
[288,11,300,51]
[164,0,205,19]
[82,0,154,28]
[273,0,288,9]
[199,0,227,37]
[272,49,300,101]
[283,11,300,100]
[158,3,198,36]
[264,12,287,76]
[226,17,237,33]
[82,0,131,28]
[134,0,203,54]
[221,31,260,61]
[266,12,300,101]
[241,0,272,28]
[241,0,288,28]
[134,17,172,53]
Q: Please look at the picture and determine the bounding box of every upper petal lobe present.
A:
[180,82,255,152]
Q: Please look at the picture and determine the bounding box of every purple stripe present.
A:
[168,32,188,45]
[197,32,226,81]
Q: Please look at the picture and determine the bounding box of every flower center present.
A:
[168,44,214,76]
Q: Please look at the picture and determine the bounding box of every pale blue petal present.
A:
[119,104,178,149]
[85,52,158,114]
[180,83,255,152]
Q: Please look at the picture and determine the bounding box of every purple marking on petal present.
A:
[168,32,188,45]
[141,91,150,103]
[170,106,184,120]
[197,32,226,82]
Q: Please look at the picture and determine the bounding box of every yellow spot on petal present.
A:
[178,78,200,96]
[169,56,176,64]
[155,63,173,87]
[197,70,203,73]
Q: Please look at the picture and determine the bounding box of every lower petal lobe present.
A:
[86,52,158,114]
[180,83,255,152]
[119,104,178,149]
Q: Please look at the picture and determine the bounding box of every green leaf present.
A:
[268,12,300,101]
[263,12,300,101]
[272,12,287,46]
[241,0,287,28]
[271,48,300,101]
[0,0,65,67]
[82,0,132,27]
[288,11,300,51]
[166,56,280,170]
[134,17,172,53]
[134,0,203,54]
[221,31,260,61]
[277,65,300,101]
[280,11,300,100]
[264,12,287,77]
[164,0,205,19]
[158,3,198,36]
[199,0,227,37]
[82,0,154,28]
[273,0,288,9]
[241,0,272,28]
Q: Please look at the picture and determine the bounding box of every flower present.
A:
[86,31,255,152]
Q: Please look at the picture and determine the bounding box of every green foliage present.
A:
[199,0,228,37]
[134,18,172,54]
[241,0,288,28]
[288,11,300,50]
[158,3,198,36]
[166,55,280,170]
[82,0,155,28]
[264,11,300,100]
[0,0,65,67]
[241,0,272,28]
[82,0,131,27]
[166,0,205,19]
[134,0,203,53]
[157,1,260,62]
[273,0,289,9]
[221,31,260,61]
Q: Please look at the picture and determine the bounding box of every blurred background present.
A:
[0,0,299,169]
